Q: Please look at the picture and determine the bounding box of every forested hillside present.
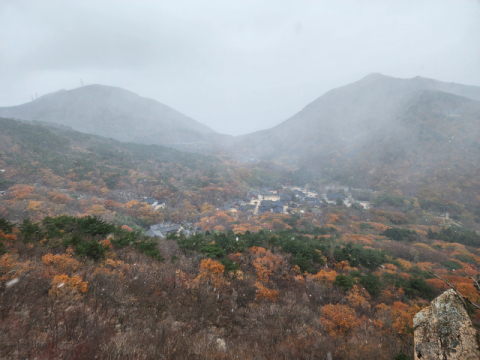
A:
[2,201,480,359]
[0,117,244,227]
[0,85,221,145]
[234,75,480,222]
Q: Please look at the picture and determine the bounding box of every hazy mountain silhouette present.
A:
[0,85,217,145]
[230,74,480,198]
[235,73,480,161]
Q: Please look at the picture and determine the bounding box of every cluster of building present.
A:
[145,221,199,238]
[143,186,372,239]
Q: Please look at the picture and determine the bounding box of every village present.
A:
[141,185,373,238]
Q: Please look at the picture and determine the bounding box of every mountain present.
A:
[0,85,218,145]
[0,116,243,224]
[235,74,480,201]
[236,74,480,159]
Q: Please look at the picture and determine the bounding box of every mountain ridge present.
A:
[0,84,217,145]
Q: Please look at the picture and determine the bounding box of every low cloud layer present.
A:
[1,0,479,135]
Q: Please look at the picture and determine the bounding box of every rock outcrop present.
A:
[414,289,480,360]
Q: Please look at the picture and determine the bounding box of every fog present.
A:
[1,0,479,135]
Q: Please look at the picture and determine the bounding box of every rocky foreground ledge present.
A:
[414,289,480,360]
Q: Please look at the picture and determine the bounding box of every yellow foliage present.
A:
[125,200,139,208]
[26,201,42,213]
[201,203,214,213]
[413,243,434,251]
[89,204,107,216]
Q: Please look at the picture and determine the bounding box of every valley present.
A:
[1,74,480,359]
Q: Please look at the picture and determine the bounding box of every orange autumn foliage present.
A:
[100,238,114,250]
[380,263,398,274]
[88,204,107,216]
[397,258,412,270]
[49,274,88,299]
[391,301,420,335]
[426,278,449,291]
[311,269,338,284]
[8,184,35,200]
[0,253,32,283]
[49,191,73,204]
[105,199,122,210]
[250,246,267,255]
[343,233,374,245]
[347,285,371,308]
[121,225,133,232]
[369,222,388,232]
[252,249,283,283]
[320,304,360,337]
[457,283,480,303]
[194,258,227,288]
[42,247,81,274]
[254,281,279,302]
[326,214,340,224]
[334,260,354,271]
[0,230,17,250]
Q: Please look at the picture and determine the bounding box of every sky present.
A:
[0,0,479,135]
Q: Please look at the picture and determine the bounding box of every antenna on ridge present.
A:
[81,79,84,86]
[35,93,38,99]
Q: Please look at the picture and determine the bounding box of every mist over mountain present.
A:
[236,73,480,158]
[0,85,219,145]
[229,74,480,200]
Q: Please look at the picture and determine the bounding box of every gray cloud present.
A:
[1,0,479,135]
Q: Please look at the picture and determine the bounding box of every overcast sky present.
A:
[1,0,479,135]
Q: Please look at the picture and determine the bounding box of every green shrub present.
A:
[334,274,355,291]
[359,274,383,297]
[0,218,14,234]
[333,243,386,271]
[19,219,44,243]
[442,260,463,270]
[382,227,417,242]
[76,240,107,260]
[394,351,410,360]
[359,223,374,230]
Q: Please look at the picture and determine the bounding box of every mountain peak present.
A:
[362,72,389,80]
[0,85,217,145]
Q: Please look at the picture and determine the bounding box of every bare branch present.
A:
[423,267,480,311]
[463,270,480,292]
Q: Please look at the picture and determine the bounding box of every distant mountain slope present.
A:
[0,85,217,145]
[235,74,480,202]
[237,74,480,160]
